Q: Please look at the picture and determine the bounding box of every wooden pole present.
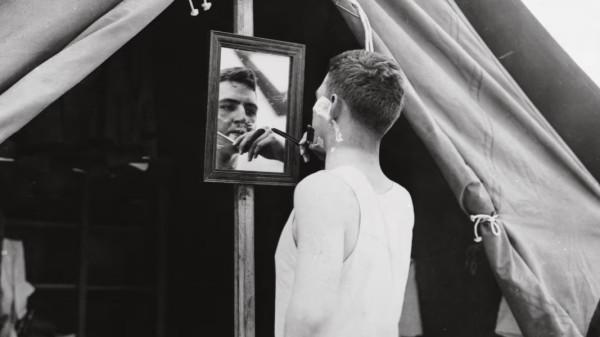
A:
[233,2,255,337]
[234,184,255,337]
[234,0,253,36]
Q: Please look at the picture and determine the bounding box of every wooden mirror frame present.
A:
[203,30,306,186]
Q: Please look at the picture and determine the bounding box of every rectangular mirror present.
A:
[204,31,305,185]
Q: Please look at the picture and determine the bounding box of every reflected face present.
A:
[218,80,258,140]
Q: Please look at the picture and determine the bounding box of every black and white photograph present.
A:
[0,0,599,337]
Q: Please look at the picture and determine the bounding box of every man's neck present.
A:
[324,142,394,193]
[324,142,382,173]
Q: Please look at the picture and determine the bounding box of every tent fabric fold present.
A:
[0,0,173,144]
[333,0,600,336]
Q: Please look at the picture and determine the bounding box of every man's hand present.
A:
[233,127,285,162]
[216,133,238,169]
[299,132,326,163]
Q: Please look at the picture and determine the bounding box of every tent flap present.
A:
[0,0,173,144]
[334,0,600,336]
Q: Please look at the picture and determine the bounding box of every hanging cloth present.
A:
[333,0,600,336]
[0,239,35,337]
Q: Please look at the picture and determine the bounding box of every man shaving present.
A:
[217,66,286,170]
[216,67,261,169]
[274,50,414,337]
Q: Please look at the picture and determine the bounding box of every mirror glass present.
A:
[216,47,291,173]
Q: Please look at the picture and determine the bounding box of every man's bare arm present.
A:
[284,172,358,337]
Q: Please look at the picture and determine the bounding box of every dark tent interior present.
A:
[0,0,598,336]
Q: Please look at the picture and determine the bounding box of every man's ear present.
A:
[329,94,343,120]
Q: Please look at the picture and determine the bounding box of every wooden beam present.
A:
[234,0,253,36]
[234,184,255,337]
[233,2,255,337]
[78,173,91,337]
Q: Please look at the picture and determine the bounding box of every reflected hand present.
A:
[234,127,285,162]
[216,133,238,169]
[217,132,237,156]
[299,132,325,163]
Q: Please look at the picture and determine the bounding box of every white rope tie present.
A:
[470,213,500,243]
[349,0,374,52]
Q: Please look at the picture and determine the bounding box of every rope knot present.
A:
[470,213,500,243]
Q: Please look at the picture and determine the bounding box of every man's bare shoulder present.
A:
[294,171,355,205]
[391,182,413,203]
[293,171,358,232]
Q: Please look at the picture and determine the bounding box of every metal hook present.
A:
[188,0,199,16]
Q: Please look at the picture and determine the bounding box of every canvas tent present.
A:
[0,0,599,336]
[0,0,173,144]
[334,0,600,336]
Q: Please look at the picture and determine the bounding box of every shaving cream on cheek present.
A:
[313,96,332,120]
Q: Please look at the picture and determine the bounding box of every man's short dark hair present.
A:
[220,67,257,91]
[327,50,406,135]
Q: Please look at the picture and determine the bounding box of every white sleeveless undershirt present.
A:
[275,166,414,337]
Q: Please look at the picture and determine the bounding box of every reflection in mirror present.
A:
[216,48,290,173]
